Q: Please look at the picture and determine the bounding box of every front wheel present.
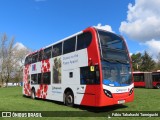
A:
[65,91,74,107]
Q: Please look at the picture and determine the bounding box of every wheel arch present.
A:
[63,87,74,104]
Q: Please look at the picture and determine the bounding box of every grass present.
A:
[0,87,160,120]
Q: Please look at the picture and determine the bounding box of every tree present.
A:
[13,47,30,85]
[0,34,15,87]
[0,34,30,87]
[140,51,155,71]
[0,34,7,86]
[131,52,142,71]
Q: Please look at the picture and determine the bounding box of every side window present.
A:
[42,72,51,84]
[134,74,144,82]
[77,32,92,50]
[63,37,76,54]
[37,73,50,84]
[31,74,38,84]
[44,47,52,60]
[38,50,43,61]
[152,74,160,82]
[80,65,100,85]
[38,73,42,84]
[32,53,38,63]
[28,55,32,64]
[25,56,29,65]
[52,43,62,57]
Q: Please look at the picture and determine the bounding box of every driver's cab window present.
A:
[80,65,100,84]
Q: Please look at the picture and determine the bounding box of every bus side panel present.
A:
[61,49,89,104]
[80,85,102,106]
[134,82,145,87]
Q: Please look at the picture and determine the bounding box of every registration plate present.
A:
[118,100,125,104]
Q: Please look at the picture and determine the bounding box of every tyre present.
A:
[65,91,74,107]
[31,89,36,99]
[156,84,160,89]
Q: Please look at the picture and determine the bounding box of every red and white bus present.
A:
[23,27,134,107]
[133,71,160,89]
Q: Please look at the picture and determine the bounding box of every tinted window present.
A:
[152,73,160,82]
[38,50,43,61]
[77,32,92,50]
[27,55,32,64]
[133,74,144,82]
[43,72,51,84]
[31,74,38,84]
[32,53,38,63]
[44,47,52,60]
[63,37,76,54]
[25,56,29,65]
[52,43,62,57]
[38,73,42,84]
[80,66,100,85]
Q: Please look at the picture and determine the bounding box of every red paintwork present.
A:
[134,82,145,87]
[80,27,134,106]
[36,84,48,99]
[152,82,160,87]
[23,64,31,96]
[41,59,50,73]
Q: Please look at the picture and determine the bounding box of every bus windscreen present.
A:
[97,30,132,87]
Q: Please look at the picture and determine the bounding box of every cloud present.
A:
[144,39,160,55]
[119,0,160,42]
[95,23,114,33]
[119,0,160,58]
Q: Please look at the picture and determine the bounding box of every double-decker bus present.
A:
[23,27,134,107]
[133,71,160,89]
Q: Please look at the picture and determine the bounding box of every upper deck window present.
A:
[77,32,92,50]
[52,42,62,57]
[44,47,52,60]
[63,37,76,54]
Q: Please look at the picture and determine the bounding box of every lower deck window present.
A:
[80,66,100,84]
[31,74,38,84]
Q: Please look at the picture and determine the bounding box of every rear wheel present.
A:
[31,89,36,99]
[65,91,74,107]
[156,84,160,89]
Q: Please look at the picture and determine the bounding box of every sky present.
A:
[0,0,160,58]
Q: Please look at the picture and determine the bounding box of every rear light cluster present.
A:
[103,89,113,98]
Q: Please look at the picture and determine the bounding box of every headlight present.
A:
[129,88,134,96]
[103,89,113,98]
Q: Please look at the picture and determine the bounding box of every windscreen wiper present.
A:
[102,58,116,63]
[114,59,129,64]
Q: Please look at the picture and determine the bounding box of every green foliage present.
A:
[131,51,155,71]
[140,51,155,71]
[131,53,142,71]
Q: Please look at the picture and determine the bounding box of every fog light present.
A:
[103,89,113,98]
